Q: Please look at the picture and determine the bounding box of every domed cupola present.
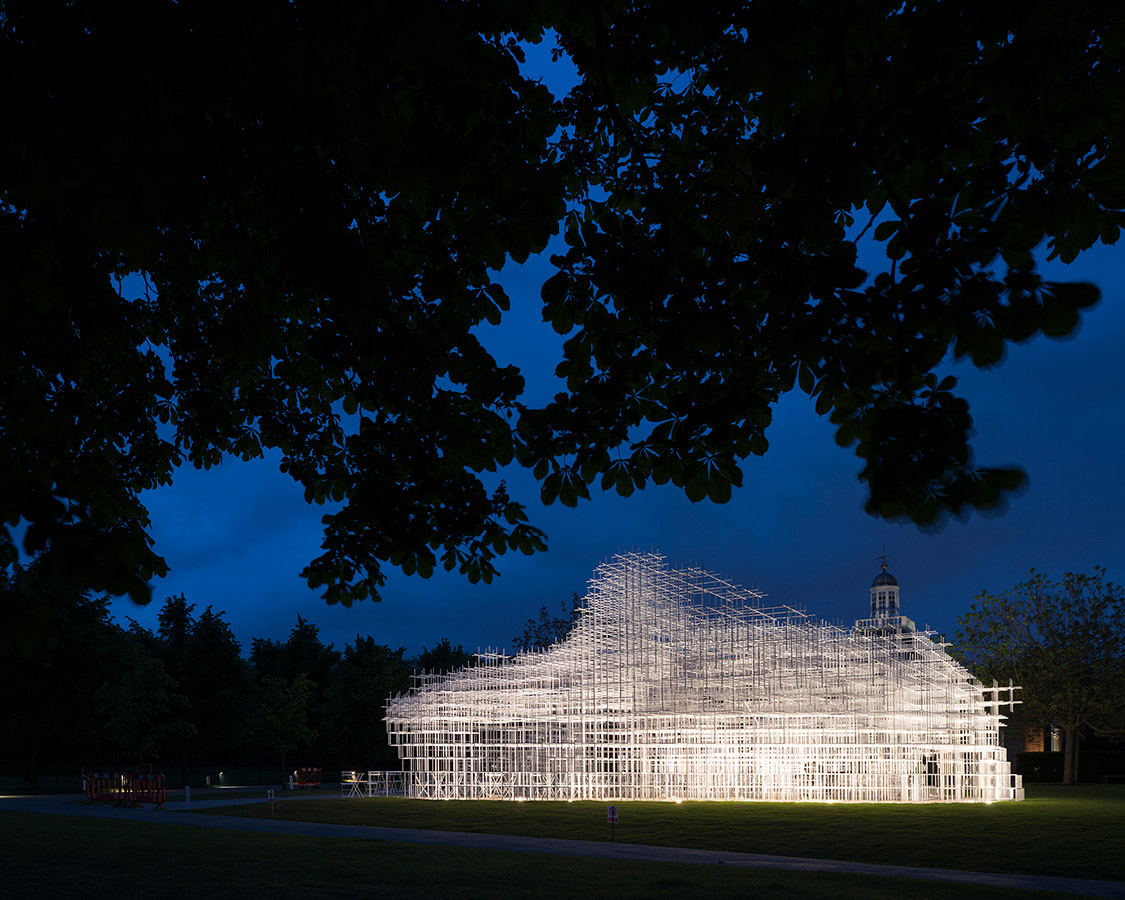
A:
[870,560,900,619]
[871,568,898,588]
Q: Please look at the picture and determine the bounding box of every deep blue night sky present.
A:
[111,233,1125,659]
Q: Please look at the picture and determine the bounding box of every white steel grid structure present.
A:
[385,552,1023,803]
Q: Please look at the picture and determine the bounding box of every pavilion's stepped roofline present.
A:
[385,552,1023,803]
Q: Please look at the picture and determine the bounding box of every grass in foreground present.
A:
[198,783,1125,882]
[0,811,1074,900]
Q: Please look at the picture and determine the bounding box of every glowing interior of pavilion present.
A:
[385,552,1024,803]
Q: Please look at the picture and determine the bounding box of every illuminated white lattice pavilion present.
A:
[385,552,1023,803]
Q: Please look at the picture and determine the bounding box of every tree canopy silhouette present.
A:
[3,1,1121,604]
[512,594,585,652]
[955,568,1125,785]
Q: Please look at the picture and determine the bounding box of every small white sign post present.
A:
[268,788,275,818]
[607,805,618,841]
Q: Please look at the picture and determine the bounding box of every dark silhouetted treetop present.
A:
[512,593,585,652]
[415,638,475,674]
[0,562,120,787]
[325,636,411,770]
[2,1,1121,604]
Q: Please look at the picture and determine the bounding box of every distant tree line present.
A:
[0,563,497,789]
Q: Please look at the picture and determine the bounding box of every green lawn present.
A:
[0,811,1076,900]
[198,783,1125,882]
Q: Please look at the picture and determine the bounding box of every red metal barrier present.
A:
[297,766,322,788]
[124,772,166,810]
[84,770,165,809]
[83,771,120,804]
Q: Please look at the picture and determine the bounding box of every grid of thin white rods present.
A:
[385,553,1023,803]
[341,770,407,798]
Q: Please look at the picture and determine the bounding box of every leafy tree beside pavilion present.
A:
[151,596,251,783]
[512,593,585,652]
[94,631,195,768]
[324,637,411,771]
[955,568,1125,785]
[251,616,340,761]
[415,638,474,674]
[246,673,318,775]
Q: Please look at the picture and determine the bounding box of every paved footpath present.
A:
[2,791,1121,899]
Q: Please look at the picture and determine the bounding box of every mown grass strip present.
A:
[0,811,1074,900]
[197,783,1125,881]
